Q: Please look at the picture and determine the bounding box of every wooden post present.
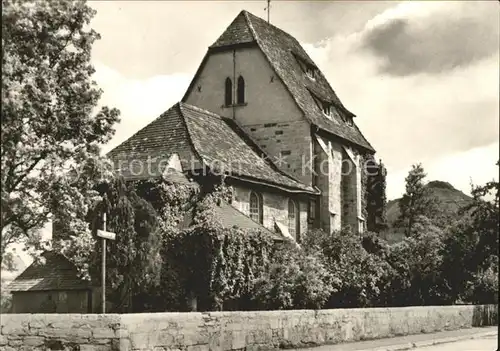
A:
[102,212,106,314]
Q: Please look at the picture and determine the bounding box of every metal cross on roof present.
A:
[264,0,271,23]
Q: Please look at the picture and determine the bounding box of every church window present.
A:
[224,77,232,106]
[237,76,245,104]
[249,191,263,224]
[288,199,300,242]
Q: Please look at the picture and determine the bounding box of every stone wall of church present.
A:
[231,185,309,242]
[244,120,313,186]
[183,46,313,186]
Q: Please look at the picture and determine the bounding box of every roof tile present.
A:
[108,103,316,193]
[7,252,93,292]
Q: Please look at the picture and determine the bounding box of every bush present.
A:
[304,229,391,308]
[251,241,333,310]
[0,290,11,313]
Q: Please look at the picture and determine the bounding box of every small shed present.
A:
[6,251,101,313]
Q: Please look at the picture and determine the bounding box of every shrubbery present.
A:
[73,174,498,312]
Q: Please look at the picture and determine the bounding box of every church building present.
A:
[108,10,376,242]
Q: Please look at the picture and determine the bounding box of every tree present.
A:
[1,0,120,264]
[366,158,388,233]
[81,177,163,312]
[441,166,499,303]
[397,164,437,235]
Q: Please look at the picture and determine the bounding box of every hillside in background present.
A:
[382,181,472,243]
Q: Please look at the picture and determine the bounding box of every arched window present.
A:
[249,191,263,224]
[288,199,300,241]
[224,77,232,106]
[237,76,245,104]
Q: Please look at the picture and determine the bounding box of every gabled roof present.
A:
[7,251,92,292]
[108,102,317,194]
[185,10,375,153]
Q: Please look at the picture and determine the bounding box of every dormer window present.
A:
[322,103,332,117]
[305,66,316,80]
[292,51,317,81]
[346,116,354,127]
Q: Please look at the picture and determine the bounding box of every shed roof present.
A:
[7,252,92,292]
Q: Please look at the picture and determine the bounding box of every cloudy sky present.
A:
[89,0,499,200]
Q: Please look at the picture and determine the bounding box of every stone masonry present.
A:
[1,305,497,351]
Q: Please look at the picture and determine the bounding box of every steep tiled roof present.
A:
[202,10,375,152]
[211,11,255,48]
[7,252,92,292]
[108,102,316,194]
[108,104,201,180]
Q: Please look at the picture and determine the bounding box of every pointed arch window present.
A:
[237,76,245,104]
[224,77,232,106]
[288,199,300,242]
[249,191,263,224]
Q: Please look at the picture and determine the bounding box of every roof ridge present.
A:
[243,10,293,42]
[242,10,258,42]
[242,10,375,153]
[180,104,312,190]
[180,102,223,119]
[107,102,183,157]
[177,103,209,170]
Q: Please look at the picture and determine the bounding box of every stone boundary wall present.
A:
[1,305,497,351]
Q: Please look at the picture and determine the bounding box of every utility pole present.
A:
[102,212,106,313]
[97,210,116,314]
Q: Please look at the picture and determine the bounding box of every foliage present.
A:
[78,177,162,312]
[365,158,388,233]
[383,218,448,306]
[0,288,12,314]
[1,0,119,266]
[440,168,499,304]
[251,242,333,310]
[397,164,438,235]
[304,229,391,308]
[469,261,498,304]
[162,226,275,311]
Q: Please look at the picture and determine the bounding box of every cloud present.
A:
[93,62,191,153]
[359,2,499,76]
[302,2,498,198]
[386,141,499,200]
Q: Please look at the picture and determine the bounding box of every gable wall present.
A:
[184,47,313,185]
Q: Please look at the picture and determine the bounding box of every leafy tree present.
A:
[397,164,437,235]
[1,0,119,265]
[441,167,499,303]
[366,158,388,233]
[83,177,162,312]
[383,218,447,306]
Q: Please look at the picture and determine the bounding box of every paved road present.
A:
[291,327,498,351]
[417,334,497,350]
